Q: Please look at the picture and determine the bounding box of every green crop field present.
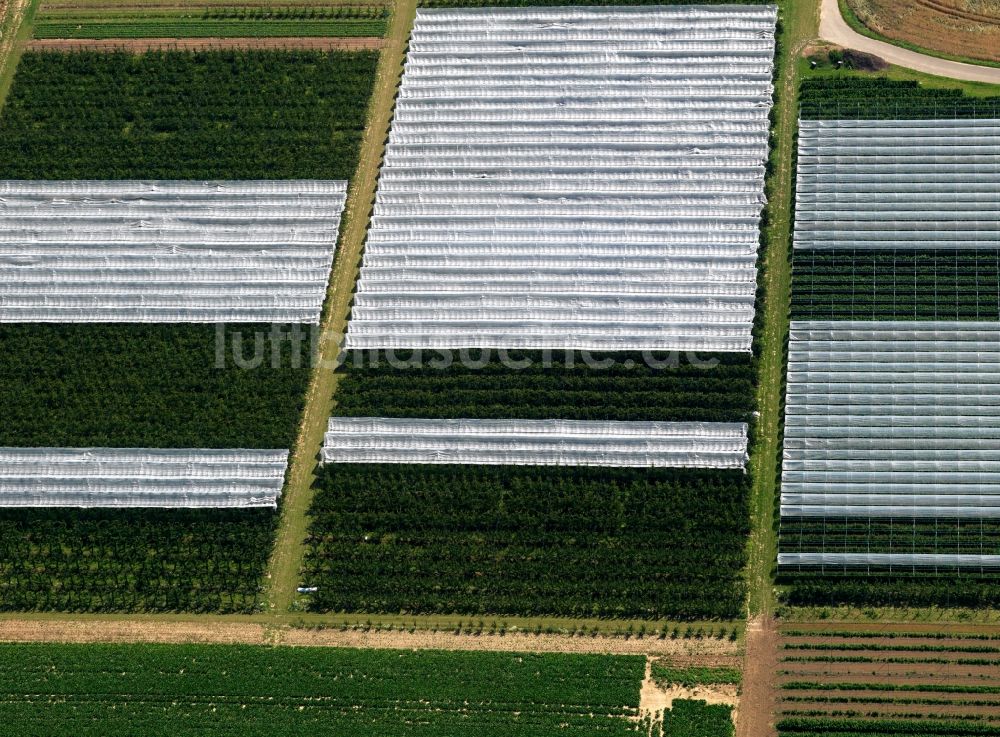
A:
[0,509,276,613]
[0,644,646,736]
[32,2,388,39]
[305,463,751,619]
[334,350,757,423]
[0,50,378,180]
[0,49,378,613]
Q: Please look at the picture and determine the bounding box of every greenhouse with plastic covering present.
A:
[321,417,749,468]
[0,180,347,323]
[346,4,778,351]
[795,119,1000,250]
[0,447,289,508]
[779,321,1000,569]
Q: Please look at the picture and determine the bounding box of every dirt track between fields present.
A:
[0,618,745,657]
[737,617,779,737]
[25,36,384,51]
[820,0,1000,83]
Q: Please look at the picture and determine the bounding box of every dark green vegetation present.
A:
[781,518,1000,559]
[0,509,275,613]
[0,643,646,736]
[799,77,1000,119]
[791,250,1000,321]
[780,575,1000,609]
[652,664,742,689]
[661,700,735,737]
[0,50,379,614]
[33,5,387,38]
[304,463,750,619]
[334,350,756,423]
[0,50,378,179]
[778,628,1000,736]
[0,324,311,448]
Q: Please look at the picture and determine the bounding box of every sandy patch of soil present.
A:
[737,616,780,737]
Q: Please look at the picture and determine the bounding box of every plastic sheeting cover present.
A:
[0,447,289,508]
[322,417,749,469]
[346,5,778,352]
[794,119,1000,250]
[0,180,348,323]
[782,321,1000,515]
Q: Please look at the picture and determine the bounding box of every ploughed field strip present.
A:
[777,623,1000,736]
[346,4,777,351]
[0,448,288,508]
[0,180,347,324]
[322,417,749,468]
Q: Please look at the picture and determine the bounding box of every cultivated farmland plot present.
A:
[305,4,778,620]
[346,4,778,351]
[0,49,378,610]
[780,84,1000,585]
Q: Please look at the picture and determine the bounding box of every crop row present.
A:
[0,50,378,180]
[32,19,388,38]
[0,509,275,613]
[778,575,1000,609]
[304,464,750,619]
[779,716,1000,736]
[780,518,1000,557]
[0,644,646,736]
[0,324,310,448]
[791,250,1000,321]
[800,78,1000,120]
[333,350,756,423]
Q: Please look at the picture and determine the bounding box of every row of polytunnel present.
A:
[347,5,777,353]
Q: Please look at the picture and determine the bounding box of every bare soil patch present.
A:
[778,624,1000,729]
[846,0,1000,64]
[0,617,743,658]
[25,36,383,51]
[737,616,779,737]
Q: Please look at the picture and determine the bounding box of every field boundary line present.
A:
[24,35,383,50]
[263,0,416,613]
[0,0,37,110]
[0,617,745,657]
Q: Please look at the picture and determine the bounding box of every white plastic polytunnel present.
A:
[321,417,749,469]
[346,5,778,352]
[778,553,1000,569]
[795,119,1000,250]
[781,321,1000,520]
[0,448,289,508]
[0,180,348,323]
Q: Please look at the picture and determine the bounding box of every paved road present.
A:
[820,0,1000,84]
